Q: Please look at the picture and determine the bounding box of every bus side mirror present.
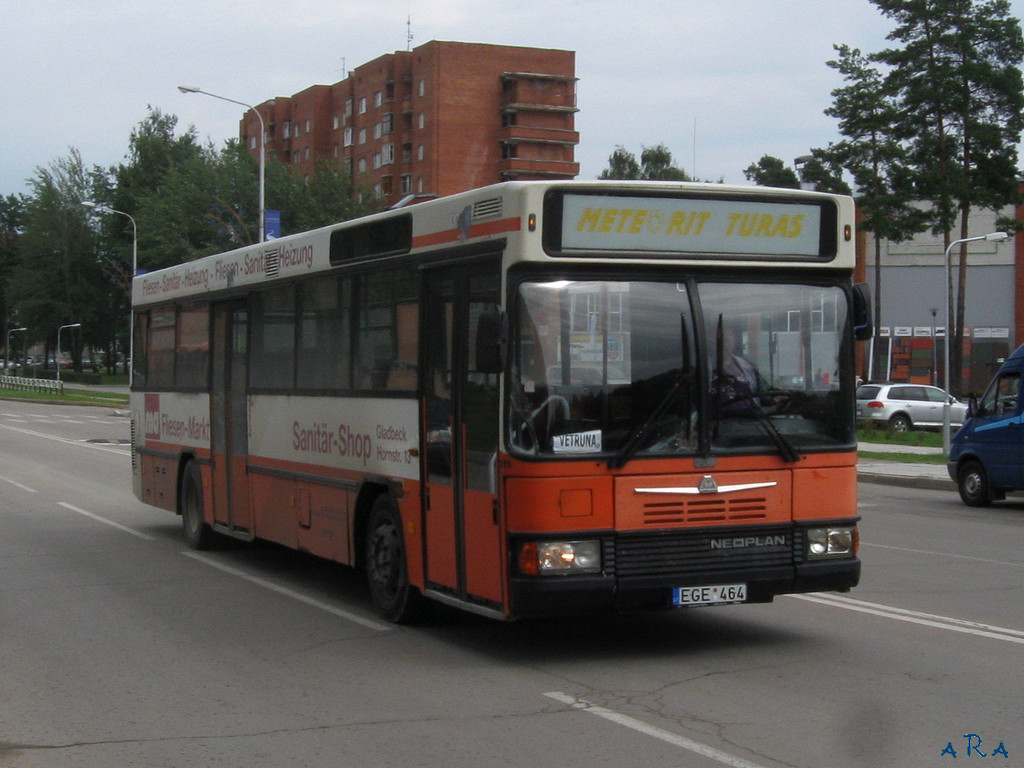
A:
[852,283,873,341]
[476,309,507,374]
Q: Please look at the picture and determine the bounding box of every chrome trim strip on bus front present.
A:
[635,480,778,495]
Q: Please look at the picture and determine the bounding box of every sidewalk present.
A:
[857,441,953,490]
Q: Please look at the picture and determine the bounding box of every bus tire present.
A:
[958,460,992,507]
[365,495,425,623]
[181,461,217,550]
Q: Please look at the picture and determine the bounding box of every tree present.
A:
[871,0,1024,394]
[796,151,851,196]
[743,156,801,188]
[1,194,25,354]
[598,146,641,180]
[599,143,691,180]
[10,149,110,370]
[823,44,930,340]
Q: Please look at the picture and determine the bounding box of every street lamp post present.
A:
[178,85,266,243]
[81,201,137,280]
[943,231,1011,454]
[56,323,81,385]
[82,201,137,383]
[5,326,26,374]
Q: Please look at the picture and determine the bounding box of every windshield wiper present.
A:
[719,390,801,464]
[611,313,692,469]
[609,369,690,469]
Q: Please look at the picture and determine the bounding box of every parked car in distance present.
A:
[856,382,968,432]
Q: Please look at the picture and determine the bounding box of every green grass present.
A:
[856,425,944,447]
[857,450,946,464]
[0,386,128,408]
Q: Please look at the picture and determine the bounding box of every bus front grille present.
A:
[613,524,799,579]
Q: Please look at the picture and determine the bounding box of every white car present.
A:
[856,383,968,432]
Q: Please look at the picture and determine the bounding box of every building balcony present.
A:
[499,125,579,147]
[497,157,580,178]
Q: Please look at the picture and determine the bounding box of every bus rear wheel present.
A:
[365,496,425,623]
[181,461,217,550]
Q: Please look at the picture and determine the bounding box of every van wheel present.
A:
[888,414,911,433]
[365,496,427,623]
[958,461,992,507]
[181,461,217,549]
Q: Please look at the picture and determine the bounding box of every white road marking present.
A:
[787,592,1024,645]
[863,541,1024,568]
[182,551,394,632]
[0,422,129,454]
[57,502,154,541]
[544,692,770,768]
[0,474,37,493]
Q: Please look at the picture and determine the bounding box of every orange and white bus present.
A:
[131,180,870,622]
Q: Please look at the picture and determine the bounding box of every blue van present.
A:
[948,344,1024,506]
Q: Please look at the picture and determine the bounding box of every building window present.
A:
[374,91,382,108]
[382,143,394,165]
[345,99,353,117]
[374,122,383,140]
[305,119,311,133]
[249,136,257,150]
[344,127,353,147]
[294,122,301,137]
[418,79,425,97]
[418,113,425,129]
[401,174,413,195]
[333,115,340,130]
[417,176,424,193]
[417,144,424,161]
[358,128,367,145]
[358,157,367,173]
[358,97,367,114]
[373,152,382,170]
[382,113,393,134]
[284,121,292,139]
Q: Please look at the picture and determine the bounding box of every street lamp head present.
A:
[81,200,97,209]
[178,85,201,94]
[985,231,1011,242]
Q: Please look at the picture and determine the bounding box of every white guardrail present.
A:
[0,375,64,394]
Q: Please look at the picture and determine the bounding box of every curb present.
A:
[857,471,954,491]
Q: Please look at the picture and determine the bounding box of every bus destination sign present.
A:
[557,193,830,259]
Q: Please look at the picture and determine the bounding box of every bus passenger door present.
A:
[422,263,503,609]
[211,300,253,536]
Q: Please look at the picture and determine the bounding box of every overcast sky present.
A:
[4,0,1024,198]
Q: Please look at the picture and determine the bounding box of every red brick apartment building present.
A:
[240,41,580,207]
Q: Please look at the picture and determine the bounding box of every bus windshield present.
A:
[509,278,853,461]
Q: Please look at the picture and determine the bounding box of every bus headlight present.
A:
[518,540,602,576]
[807,526,857,559]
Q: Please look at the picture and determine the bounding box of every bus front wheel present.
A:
[181,461,217,549]
[365,496,425,623]
[958,460,993,507]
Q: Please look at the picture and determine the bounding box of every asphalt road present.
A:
[0,400,1021,768]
